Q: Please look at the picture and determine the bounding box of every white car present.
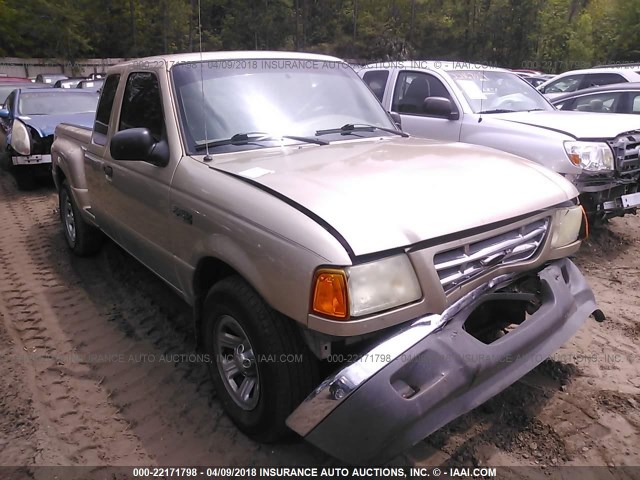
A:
[538,67,640,99]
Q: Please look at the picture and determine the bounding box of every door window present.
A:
[392,71,453,114]
[572,92,622,112]
[543,75,584,94]
[580,73,626,89]
[630,93,640,113]
[94,74,120,136]
[119,72,164,141]
[361,70,389,102]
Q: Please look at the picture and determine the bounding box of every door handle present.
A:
[103,164,113,178]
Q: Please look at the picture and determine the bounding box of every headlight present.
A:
[564,141,614,171]
[312,254,422,319]
[12,119,32,156]
[550,205,587,248]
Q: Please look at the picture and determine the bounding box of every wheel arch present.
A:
[192,256,243,349]
[54,164,67,191]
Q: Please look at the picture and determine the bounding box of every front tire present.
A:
[202,276,318,442]
[59,180,104,256]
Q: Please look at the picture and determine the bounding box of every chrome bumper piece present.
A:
[287,258,596,464]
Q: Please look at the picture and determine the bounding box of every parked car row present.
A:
[538,66,640,98]
[511,65,640,100]
[53,77,105,91]
[32,72,104,84]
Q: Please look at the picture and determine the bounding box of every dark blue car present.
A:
[0,88,98,189]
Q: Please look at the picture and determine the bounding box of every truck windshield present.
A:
[446,70,553,113]
[172,59,397,153]
[18,92,99,115]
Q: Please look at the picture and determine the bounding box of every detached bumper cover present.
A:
[287,258,596,464]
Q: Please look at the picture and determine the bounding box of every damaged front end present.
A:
[578,132,640,221]
[10,120,54,167]
[287,258,596,464]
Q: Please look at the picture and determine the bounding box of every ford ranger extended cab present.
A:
[359,62,640,222]
[51,52,596,464]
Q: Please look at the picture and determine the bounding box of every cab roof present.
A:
[108,51,345,74]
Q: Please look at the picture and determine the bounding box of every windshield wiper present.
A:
[477,109,517,114]
[315,123,408,137]
[195,132,328,151]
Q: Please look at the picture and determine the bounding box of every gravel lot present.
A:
[0,168,639,475]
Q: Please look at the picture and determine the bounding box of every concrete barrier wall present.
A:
[0,58,127,78]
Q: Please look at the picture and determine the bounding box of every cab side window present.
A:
[544,75,583,94]
[580,73,626,89]
[554,99,574,110]
[362,70,389,102]
[573,92,622,112]
[93,74,120,140]
[392,71,453,114]
[119,72,164,141]
[632,94,640,114]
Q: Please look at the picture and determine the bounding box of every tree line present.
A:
[0,0,638,72]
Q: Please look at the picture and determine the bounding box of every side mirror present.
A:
[423,97,459,120]
[0,108,9,119]
[389,111,402,129]
[110,128,169,166]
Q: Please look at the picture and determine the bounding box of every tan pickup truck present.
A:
[51,51,597,464]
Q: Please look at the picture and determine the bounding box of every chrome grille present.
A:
[434,218,549,292]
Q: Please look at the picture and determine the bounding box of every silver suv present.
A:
[360,61,640,221]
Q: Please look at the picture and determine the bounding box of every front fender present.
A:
[460,116,581,177]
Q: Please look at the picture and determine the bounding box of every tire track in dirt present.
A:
[2,167,639,472]
[41,214,331,466]
[0,170,329,467]
[0,172,151,466]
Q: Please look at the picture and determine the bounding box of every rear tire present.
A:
[59,180,104,256]
[202,275,319,442]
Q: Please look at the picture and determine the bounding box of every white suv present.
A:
[538,67,640,99]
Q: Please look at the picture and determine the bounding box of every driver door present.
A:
[390,70,462,142]
[95,71,181,290]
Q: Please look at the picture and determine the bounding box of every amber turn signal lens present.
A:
[312,270,348,319]
[568,153,581,166]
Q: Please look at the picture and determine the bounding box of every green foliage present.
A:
[567,12,595,66]
[611,0,640,61]
[0,0,638,70]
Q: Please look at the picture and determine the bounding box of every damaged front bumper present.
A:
[287,258,596,464]
[577,175,640,219]
[577,133,640,219]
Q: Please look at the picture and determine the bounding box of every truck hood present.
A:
[211,137,578,256]
[18,112,96,137]
[490,110,640,140]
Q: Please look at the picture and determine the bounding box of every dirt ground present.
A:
[0,168,639,476]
